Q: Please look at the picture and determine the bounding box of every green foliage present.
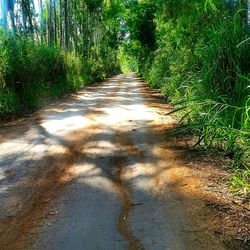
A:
[0,29,119,116]
[118,46,138,73]
[0,0,123,117]
[231,168,250,195]
[85,0,103,11]
[123,0,250,193]
[0,89,18,115]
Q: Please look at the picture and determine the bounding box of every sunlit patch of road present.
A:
[0,74,226,250]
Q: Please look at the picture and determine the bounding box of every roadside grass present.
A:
[136,1,250,195]
[0,31,119,119]
[168,96,250,196]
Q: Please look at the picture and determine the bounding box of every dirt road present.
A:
[0,74,225,250]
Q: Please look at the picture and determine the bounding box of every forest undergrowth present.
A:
[121,0,250,195]
[0,32,119,117]
[0,0,120,118]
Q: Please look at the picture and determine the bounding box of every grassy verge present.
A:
[0,31,119,120]
[134,0,250,195]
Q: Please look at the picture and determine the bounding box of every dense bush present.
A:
[0,30,119,116]
[124,0,250,193]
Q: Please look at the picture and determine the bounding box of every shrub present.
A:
[132,0,250,192]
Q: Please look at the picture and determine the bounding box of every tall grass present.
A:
[138,0,250,194]
[0,30,119,117]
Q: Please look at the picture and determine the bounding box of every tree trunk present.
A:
[40,0,44,42]
[48,0,53,46]
[54,0,57,45]
[64,0,69,49]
